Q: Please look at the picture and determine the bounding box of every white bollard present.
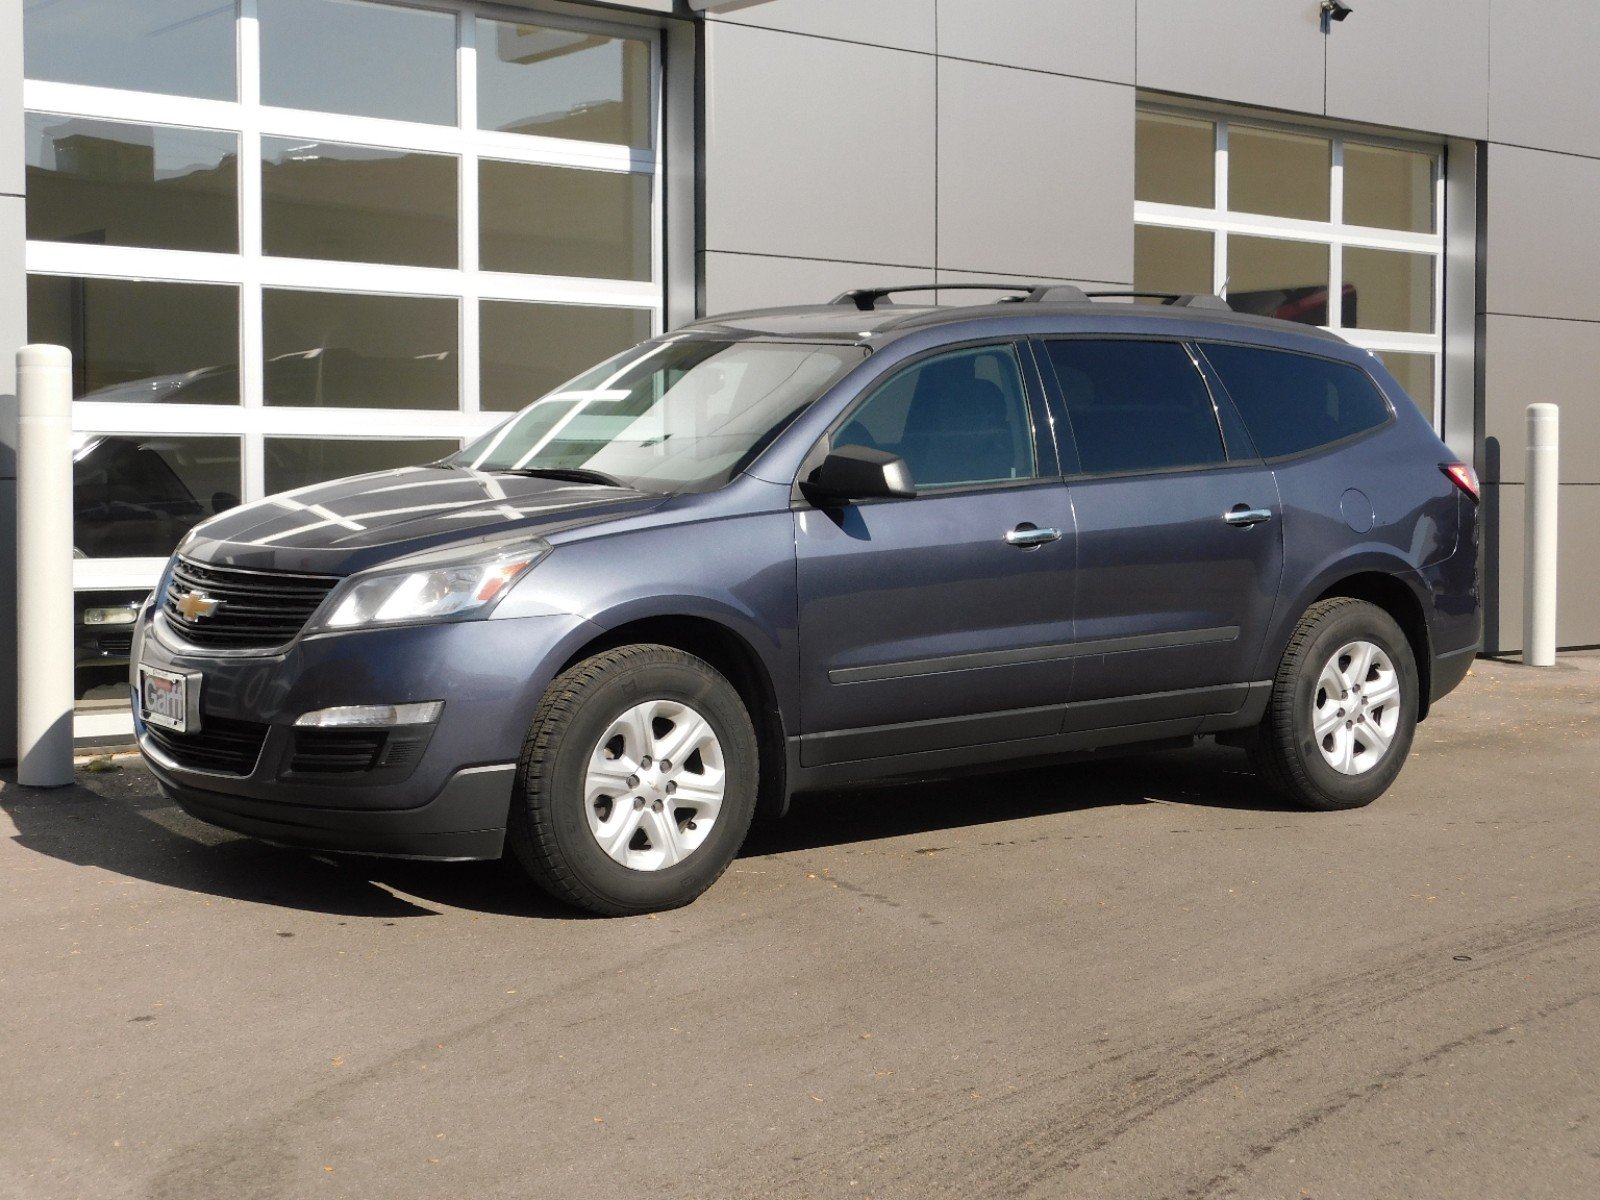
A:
[1523,403,1559,667]
[16,345,75,787]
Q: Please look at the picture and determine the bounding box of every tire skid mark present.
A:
[753,897,1600,1199]
[1192,988,1600,1199]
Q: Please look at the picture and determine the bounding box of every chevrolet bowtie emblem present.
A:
[174,590,222,621]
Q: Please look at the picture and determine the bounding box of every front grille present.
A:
[163,557,339,650]
[144,715,269,776]
[288,729,386,774]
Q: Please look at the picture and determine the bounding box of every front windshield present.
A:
[454,338,866,492]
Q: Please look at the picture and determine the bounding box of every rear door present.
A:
[1036,337,1284,722]
[794,341,1077,766]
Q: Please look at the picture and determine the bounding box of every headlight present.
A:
[317,539,550,631]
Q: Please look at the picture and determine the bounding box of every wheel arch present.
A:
[1311,571,1434,721]
[554,613,791,820]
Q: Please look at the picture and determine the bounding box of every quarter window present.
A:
[833,346,1035,490]
[1045,340,1226,476]
[1201,344,1391,459]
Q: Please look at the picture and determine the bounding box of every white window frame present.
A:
[1135,105,1446,428]
[25,0,667,594]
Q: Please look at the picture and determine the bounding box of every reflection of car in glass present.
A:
[130,285,1480,916]
[72,432,242,696]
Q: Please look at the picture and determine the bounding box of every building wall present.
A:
[699,0,1597,652]
[1,0,23,758]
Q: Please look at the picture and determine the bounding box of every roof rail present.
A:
[829,282,1090,312]
[1082,290,1233,310]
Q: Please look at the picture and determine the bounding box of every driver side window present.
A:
[832,344,1036,489]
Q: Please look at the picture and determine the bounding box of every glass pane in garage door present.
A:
[73,435,242,558]
[260,0,457,125]
[263,290,458,410]
[27,276,241,403]
[25,114,238,254]
[478,17,653,147]
[265,438,462,495]
[262,138,458,268]
[479,159,652,279]
[480,300,652,412]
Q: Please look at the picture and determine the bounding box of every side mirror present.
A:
[801,445,917,504]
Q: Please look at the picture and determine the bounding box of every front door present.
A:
[795,343,1076,766]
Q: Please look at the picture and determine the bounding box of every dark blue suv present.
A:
[130,285,1481,914]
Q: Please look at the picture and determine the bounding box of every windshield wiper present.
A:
[494,466,627,488]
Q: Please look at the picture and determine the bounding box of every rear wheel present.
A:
[1251,598,1418,810]
[507,645,759,915]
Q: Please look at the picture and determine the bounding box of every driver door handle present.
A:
[1005,524,1063,547]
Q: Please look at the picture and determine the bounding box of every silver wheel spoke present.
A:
[600,808,645,860]
[1345,640,1376,689]
[1312,703,1344,740]
[653,709,714,769]
[672,772,725,817]
[1360,716,1395,757]
[639,808,685,867]
[1316,659,1347,702]
[1363,674,1401,709]
[1334,725,1360,773]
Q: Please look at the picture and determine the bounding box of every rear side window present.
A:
[1044,339,1227,475]
[1202,343,1391,458]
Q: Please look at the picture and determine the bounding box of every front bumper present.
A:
[131,604,595,858]
[148,753,517,860]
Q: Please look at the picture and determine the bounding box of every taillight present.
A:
[1442,462,1480,502]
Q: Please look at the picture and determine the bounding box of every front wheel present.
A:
[1250,598,1419,811]
[507,645,759,915]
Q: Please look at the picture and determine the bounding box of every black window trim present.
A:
[791,336,1062,506]
[1031,332,1250,484]
[1192,338,1398,467]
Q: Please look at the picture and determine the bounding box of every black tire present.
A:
[1250,598,1419,811]
[507,644,759,915]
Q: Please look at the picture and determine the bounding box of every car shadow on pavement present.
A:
[2,741,1297,920]
[0,765,575,921]
[743,740,1300,857]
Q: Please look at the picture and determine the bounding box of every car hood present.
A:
[181,465,670,575]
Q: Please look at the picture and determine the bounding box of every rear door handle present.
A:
[1005,524,1063,547]
[1223,506,1273,527]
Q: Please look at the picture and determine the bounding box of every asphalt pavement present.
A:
[3,654,1598,1200]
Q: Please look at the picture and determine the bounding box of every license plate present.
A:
[139,666,193,733]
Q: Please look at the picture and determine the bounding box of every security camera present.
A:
[1322,0,1354,21]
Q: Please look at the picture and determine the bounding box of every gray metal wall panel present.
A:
[937,61,1132,282]
[0,0,19,198]
[936,0,1134,83]
[705,0,935,54]
[1483,316,1600,486]
[702,22,935,267]
[1483,144,1600,323]
[1325,0,1489,138]
[934,268,1133,303]
[0,54,20,755]
[700,251,928,315]
[1489,0,1600,156]
[1482,483,1600,653]
[1136,0,1323,115]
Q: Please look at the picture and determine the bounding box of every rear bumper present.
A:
[1430,641,1479,707]
[148,753,517,861]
